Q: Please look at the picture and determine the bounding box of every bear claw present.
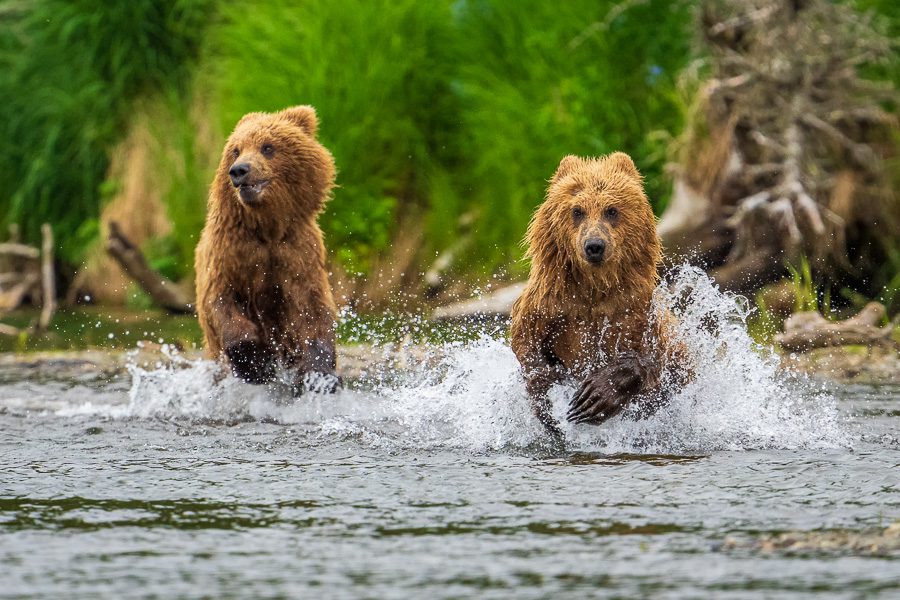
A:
[567,354,647,425]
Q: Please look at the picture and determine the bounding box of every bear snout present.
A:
[229,162,251,187]
[583,238,606,264]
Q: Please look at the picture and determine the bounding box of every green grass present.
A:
[0,307,491,353]
[0,307,203,353]
[748,294,780,347]
[141,92,217,280]
[201,0,459,275]
[0,0,211,262]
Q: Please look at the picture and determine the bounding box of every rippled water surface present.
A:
[2,270,898,598]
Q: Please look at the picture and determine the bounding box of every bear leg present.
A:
[225,339,276,384]
[221,316,275,384]
[288,338,341,396]
[524,363,566,439]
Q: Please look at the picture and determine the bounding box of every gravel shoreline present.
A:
[0,342,896,385]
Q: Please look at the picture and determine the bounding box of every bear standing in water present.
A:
[195,106,339,392]
[511,152,687,436]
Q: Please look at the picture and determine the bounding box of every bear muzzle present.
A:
[229,162,270,203]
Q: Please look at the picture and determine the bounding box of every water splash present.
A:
[560,266,848,452]
[62,267,848,453]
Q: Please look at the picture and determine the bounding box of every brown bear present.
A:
[510,152,686,436]
[194,105,339,391]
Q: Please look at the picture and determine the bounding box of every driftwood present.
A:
[0,223,57,336]
[0,273,39,311]
[775,302,896,352]
[37,224,56,331]
[423,211,477,297]
[431,282,525,321]
[423,235,471,297]
[0,224,39,306]
[105,221,194,314]
[659,0,896,294]
[0,243,40,260]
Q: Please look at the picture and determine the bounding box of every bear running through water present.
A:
[510,152,689,437]
[194,105,339,393]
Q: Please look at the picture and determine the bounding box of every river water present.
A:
[1,269,898,598]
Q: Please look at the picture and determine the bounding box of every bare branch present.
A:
[793,189,826,236]
[749,131,785,153]
[37,224,55,332]
[767,197,802,247]
[800,113,876,168]
[0,243,39,259]
[707,2,779,38]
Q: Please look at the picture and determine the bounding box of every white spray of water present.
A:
[62,267,848,453]
[560,267,847,452]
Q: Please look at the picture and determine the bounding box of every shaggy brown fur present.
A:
[195,106,338,390]
[510,152,685,435]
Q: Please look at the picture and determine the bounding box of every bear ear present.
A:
[606,152,641,180]
[280,105,319,136]
[551,155,582,183]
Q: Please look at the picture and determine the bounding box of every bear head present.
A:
[217,105,335,217]
[527,152,661,290]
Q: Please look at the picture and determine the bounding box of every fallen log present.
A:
[0,243,40,260]
[0,273,39,311]
[106,221,194,315]
[431,282,525,322]
[775,302,896,352]
[0,323,22,337]
[0,222,56,336]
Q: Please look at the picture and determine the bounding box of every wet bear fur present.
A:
[510,152,687,435]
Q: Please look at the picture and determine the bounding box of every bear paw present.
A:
[567,353,649,425]
[225,340,275,384]
[291,372,342,397]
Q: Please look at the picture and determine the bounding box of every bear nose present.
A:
[583,238,606,263]
[229,163,251,186]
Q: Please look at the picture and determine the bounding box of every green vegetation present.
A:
[749,295,780,347]
[451,0,692,272]
[0,307,203,353]
[0,307,493,352]
[0,0,211,262]
[787,257,828,315]
[0,0,894,305]
[203,0,459,275]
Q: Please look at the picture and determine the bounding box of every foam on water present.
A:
[59,267,849,453]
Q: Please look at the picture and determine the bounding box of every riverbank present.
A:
[2,339,897,386]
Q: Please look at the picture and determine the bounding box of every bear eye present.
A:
[231,147,240,160]
[261,143,275,157]
[604,206,619,220]
[572,207,585,222]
